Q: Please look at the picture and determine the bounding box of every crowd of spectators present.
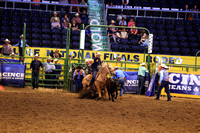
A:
[50,10,88,31]
[108,17,148,47]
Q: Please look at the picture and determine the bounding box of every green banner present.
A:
[88,0,107,51]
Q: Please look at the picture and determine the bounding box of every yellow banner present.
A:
[1,46,200,72]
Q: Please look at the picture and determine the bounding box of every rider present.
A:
[84,59,92,75]
[89,52,102,87]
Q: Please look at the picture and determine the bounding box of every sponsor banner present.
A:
[2,47,198,66]
[146,73,158,96]
[0,63,25,88]
[168,73,200,95]
[124,72,150,93]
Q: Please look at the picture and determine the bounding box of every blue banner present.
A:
[146,73,158,96]
[124,72,150,93]
[0,58,19,63]
[0,63,25,88]
[168,73,200,95]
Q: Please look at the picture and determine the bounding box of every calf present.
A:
[106,78,118,102]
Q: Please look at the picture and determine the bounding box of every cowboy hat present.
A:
[10,52,15,56]
[53,12,57,14]
[54,58,59,62]
[114,66,119,69]
[116,55,121,58]
[47,56,52,60]
[96,52,101,55]
[85,59,89,62]
[4,39,10,43]
[140,62,146,66]
[20,34,23,38]
[89,59,94,62]
[111,20,115,23]
[75,13,79,16]
[34,54,39,57]
[160,64,166,68]
[164,65,169,69]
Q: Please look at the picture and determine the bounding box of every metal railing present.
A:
[1,0,88,12]
[106,6,200,19]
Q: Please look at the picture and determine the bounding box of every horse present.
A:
[81,63,115,99]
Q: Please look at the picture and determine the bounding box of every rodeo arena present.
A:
[1,0,200,132]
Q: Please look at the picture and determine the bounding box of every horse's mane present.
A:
[97,63,106,73]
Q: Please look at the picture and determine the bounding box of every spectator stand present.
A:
[0,23,73,90]
[106,6,200,56]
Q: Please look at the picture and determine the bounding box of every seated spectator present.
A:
[109,20,117,32]
[70,0,80,13]
[61,13,70,23]
[128,18,135,27]
[71,20,80,31]
[117,13,126,22]
[44,57,55,85]
[1,39,13,56]
[60,0,69,12]
[139,30,148,47]
[33,0,40,10]
[62,19,69,29]
[50,49,62,58]
[108,27,118,42]
[50,12,61,29]
[79,0,87,12]
[73,66,85,92]
[53,58,62,87]
[188,14,193,21]
[51,17,61,29]
[116,28,128,40]
[72,13,82,24]
[192,5,199,20]
[139,35,149,47]
[119,18,127,26]
[129,26,138,39]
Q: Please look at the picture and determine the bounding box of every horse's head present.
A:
[106,63,115,76]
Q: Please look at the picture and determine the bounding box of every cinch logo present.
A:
[125,80,138,86]
[168,73,200,92]
[0,72,24,80]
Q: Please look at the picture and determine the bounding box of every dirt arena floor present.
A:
[0,86,200,133]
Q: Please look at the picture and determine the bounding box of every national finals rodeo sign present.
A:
[9,47,199,66]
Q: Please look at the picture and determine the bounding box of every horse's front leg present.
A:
[96,86,102,99]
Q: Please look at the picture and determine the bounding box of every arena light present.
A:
[80,30,85,50]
